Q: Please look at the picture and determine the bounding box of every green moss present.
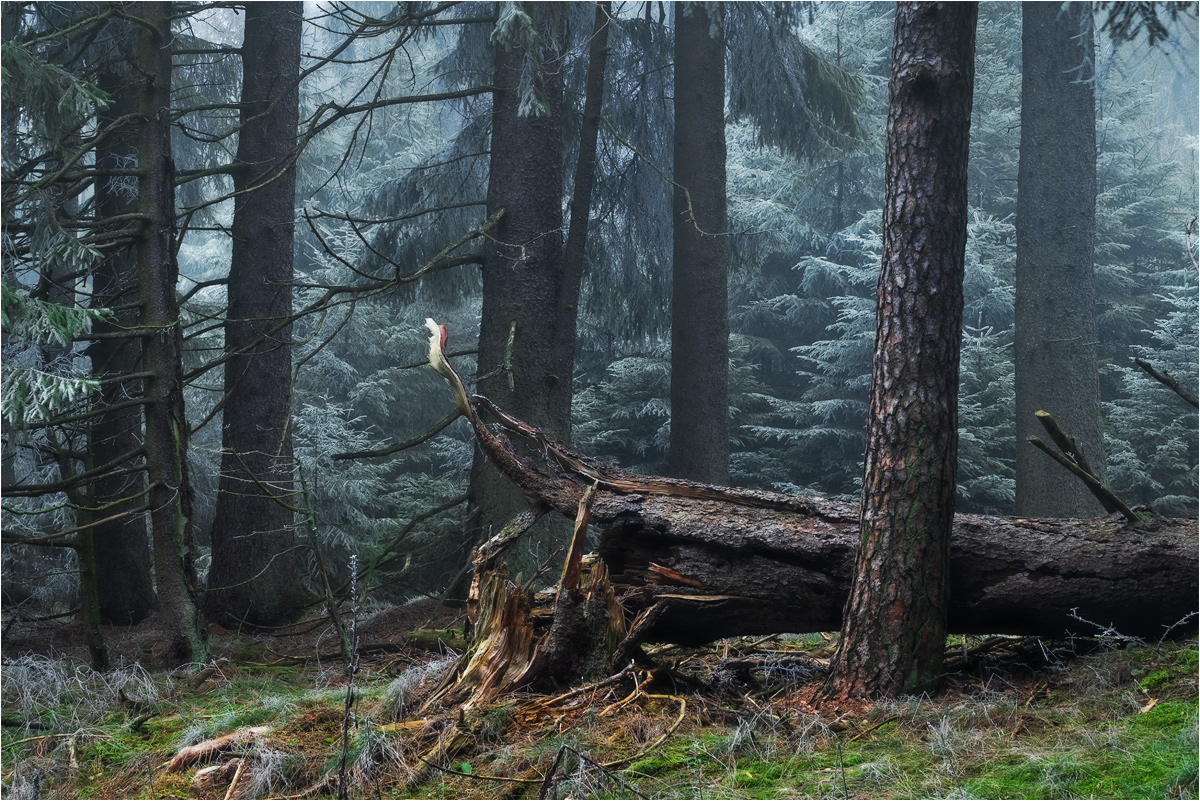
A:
[1127,699,1197,732]
[627,736,722,778]
[626,748,690,776]
[1138,648,1200,691]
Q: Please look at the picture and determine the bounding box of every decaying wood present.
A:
[425,564,545,711]
[423,320,1197,649]
[595,496,1196,642]
[192,760,240,792]
[166,726,269,772]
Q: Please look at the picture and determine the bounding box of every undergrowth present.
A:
[0,635,1195,799]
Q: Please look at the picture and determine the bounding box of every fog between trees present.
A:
[2,2,1196,669]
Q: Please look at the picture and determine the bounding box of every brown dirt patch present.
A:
[267,706,344,760]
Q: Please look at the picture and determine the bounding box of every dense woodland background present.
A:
[2,1,1197,669]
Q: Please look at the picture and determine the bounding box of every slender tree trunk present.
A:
[551,0,612,437]
[824,1,977,702]
[76,527,112,671]
[1015,2,1105,517]
[88,32,155,625]
[136,1,208,667]
[670,1,729,484]
[465,2,569,585]
[205,2,310,627]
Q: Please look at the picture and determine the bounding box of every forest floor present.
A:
[1,599,1196,800]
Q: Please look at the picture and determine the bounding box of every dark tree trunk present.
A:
[594,495,1197,645]
[825,1,977,701]
[205,2,309,627]
[1015,2,1105,517]
[465,2,569,584]
[551,0,612,438]
[670,1,729,484]
[88,32,155,625]
[136,1,208,667]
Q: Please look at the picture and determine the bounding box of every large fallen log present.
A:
[594,494,1196,643]
[425,321,1198,652]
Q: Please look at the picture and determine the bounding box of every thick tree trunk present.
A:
[136,1,209,667]
[1015,3,1105,517]
[826,1,977,701]
[205,2,309,627]
[464,2,569,588]
[89,34,156,625]
[594,494,1197,644]
[670,1,729,484]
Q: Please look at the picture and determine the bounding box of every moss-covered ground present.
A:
[2,611,1195,799]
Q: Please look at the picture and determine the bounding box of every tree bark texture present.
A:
[593,494,1196,644]
[88,29,155,625]
[453,397,1197,645]
[1015,2,1105,518]
[205,2,310,627]
[670,1,729,485]
[826,1,978,700]
[466,2,569,579]
[136,1,209,667]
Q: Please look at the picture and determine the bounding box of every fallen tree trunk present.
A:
[594,494,1196,643]
[424,321,1197,654]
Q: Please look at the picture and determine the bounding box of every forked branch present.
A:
[1027,410,1139,524]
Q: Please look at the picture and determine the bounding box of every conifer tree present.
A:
[465,2,571,578]
[1014,2,1106,517]
[89,15,156,625]
[670,1,730,484]
[205,2,311,628]
[824,1,977,701]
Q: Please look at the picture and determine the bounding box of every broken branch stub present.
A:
[1030,410,1139,523]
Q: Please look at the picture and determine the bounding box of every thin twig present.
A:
[846,715,899,743]
[223,758,246,801]
[415,755,545,784]
[601,695,686,769]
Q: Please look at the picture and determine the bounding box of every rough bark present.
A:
[205,2,310,627]
[670,1,729,484]
[136,1,209,667]
[594,495,1197,644]
[88,27,156,625]
[825,0,977,701]
[464,2,569,586]
[452,402,1197,645]
[1015,2,1106,517]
